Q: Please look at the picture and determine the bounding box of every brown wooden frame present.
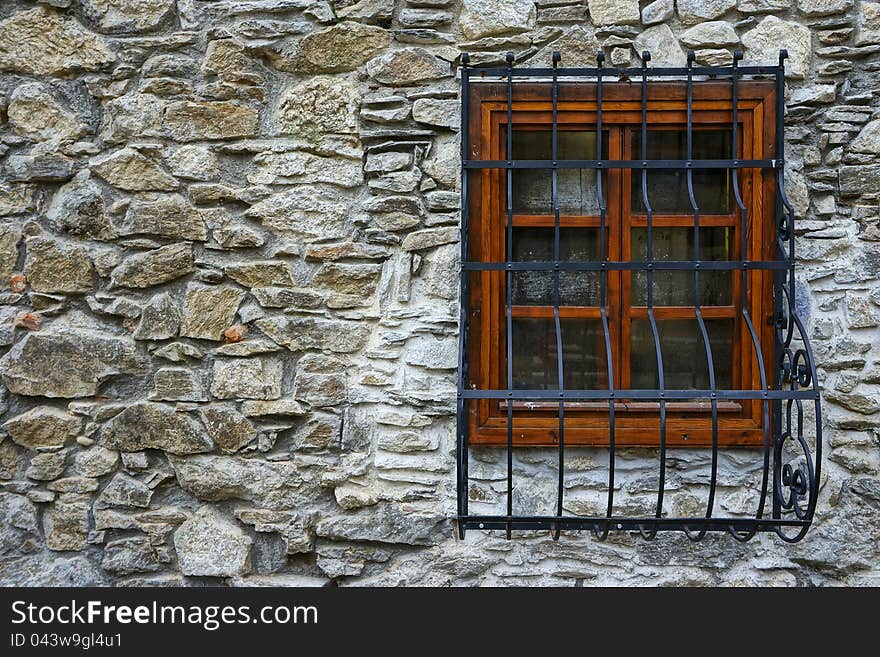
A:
[465,81,777,447]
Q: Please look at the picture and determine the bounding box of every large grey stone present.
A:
[276,77,358,138]
[5,154,74,183]
[0,329,144,398]
[168,455,315,509]
[0,492,39,554]
[851,119,880,155]
[681,22,740,48]
[24,237,94,294]
[7,82,87,142]
[245,187,352,241]
[459,0,536,39]
[641,0,673,25]
[101,403,213,454]
[97,473,153,508]
[174,507,252,577]
[633,24,686,67]
[250,151,363,187]
[46,174,113,240]
[179,284,244,341]
[256,316,370,353]
[110,243,194,288]
[677,0,736,25]
[315,505,445,546]
[742,16,811,78]
[101,537,164,575]
[840,165,880,196]
[366,48,450,85]
[44,499,90,551]
[588,0,639,25]
[164,101,259,141]
[199,406,256,453]
[856,1,880,45]
[92,148,177,192]
[404,335,457,370]
[151,367,209,402]
[80,0,175,32]
[133,293,179,340]
[294,354,346,407]
[3,407,80,450]
[0,7,115,75]
[412,98,459,129]
[797,0,853,16]
[118,194,207,241]
[225,261,295,288]
[211,357,283,400]
[292,22,390,72]
[310,263,382,296]
[528,25,600,67]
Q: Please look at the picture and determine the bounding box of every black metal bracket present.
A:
[455,49,822,543]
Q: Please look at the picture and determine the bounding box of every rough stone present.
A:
[797,0,854,16]
[0,329,144,398]
[46,174,113,240]
[277,77,358,138]
[101,403,213,454]
[97,473,153,508]
[856,1,880,45]
[738,0,790,10]
[91,148,177,192]
[240,399,307,417]
[167,145,219,181]
[7,83,87,142]
[316,505,444,546]
[255,317,371,353]
[681,22,740,48]
[851,119,880,155]
[0,7,115,76]
[168,455,314,509]
[5,154,74,183]
[110,243,194,288]
[3,407,80,450]
[101,538,164,575]
[151,367,209,402]
[641,0,673,25]
[200,406,257,453]
[294,354,346,407]
[24,237,94,294]
[80,0,175,32]
[589,0,640,25]
[294,22,390,72]
[310,263,382,296]
[44,499,90,551]
[26,451,67,481]
[211,358,283,400]
[202,38,265,86]
[412,98,460,129]
[179,284,244,341]
[459,0,536,39]
[119,194,207,241]
[174,507,252,577]
[402,227,458,251]
[73,447,119,478]
[134,293,179,340]
[366,48,450,85]
[244,187,351,242]
[633,24,686,67]
[742,16,812,78]
[164,102,259,141]
[225,262,295,288]
[677,0,737,25]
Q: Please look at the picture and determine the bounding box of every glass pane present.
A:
[631,227,733,306]
[509,130,607,215]
[512,228,599,306]
[631,130,732,214]
[511,319,607,390]
[630,319,733,390]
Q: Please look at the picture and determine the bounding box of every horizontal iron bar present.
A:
[459,516,807,531]
[459,389,819,400]
[470,66,782,77]
[462,260,793,271]
[464,159,777,170]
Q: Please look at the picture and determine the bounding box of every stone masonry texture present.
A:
[0,0,879,587]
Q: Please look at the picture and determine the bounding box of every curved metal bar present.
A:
[550,51,564,541]
[683,51,717,542]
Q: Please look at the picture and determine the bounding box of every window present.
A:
[456,52,822,541]
[463,78,776,447]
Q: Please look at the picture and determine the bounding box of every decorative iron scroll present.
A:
[455,50,822,542]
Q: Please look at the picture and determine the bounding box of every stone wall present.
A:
[0,0,878,587]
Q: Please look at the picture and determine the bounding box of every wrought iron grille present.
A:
[455,49,822,542]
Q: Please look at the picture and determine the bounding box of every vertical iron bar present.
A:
[684,51,719,541]
[595,50,616,541]
[730,49,772,542]
[639,51,667,539]
[505,52,515,540]
[550,51,565,540]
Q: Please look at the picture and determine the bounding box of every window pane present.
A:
[511,319,607,390]
[512,227,599,306]
[631,130,732,214]
[630,319,733,390]
[631,227,733,306]
[509,130,607,215]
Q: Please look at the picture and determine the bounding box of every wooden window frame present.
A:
[465,80,777,448]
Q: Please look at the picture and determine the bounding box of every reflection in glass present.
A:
[510,130,607,215]
[630,319,733,390]
[511,319,607,390]
[631,130,732,214]
[631,227,733,306]
[512,228,599,306]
